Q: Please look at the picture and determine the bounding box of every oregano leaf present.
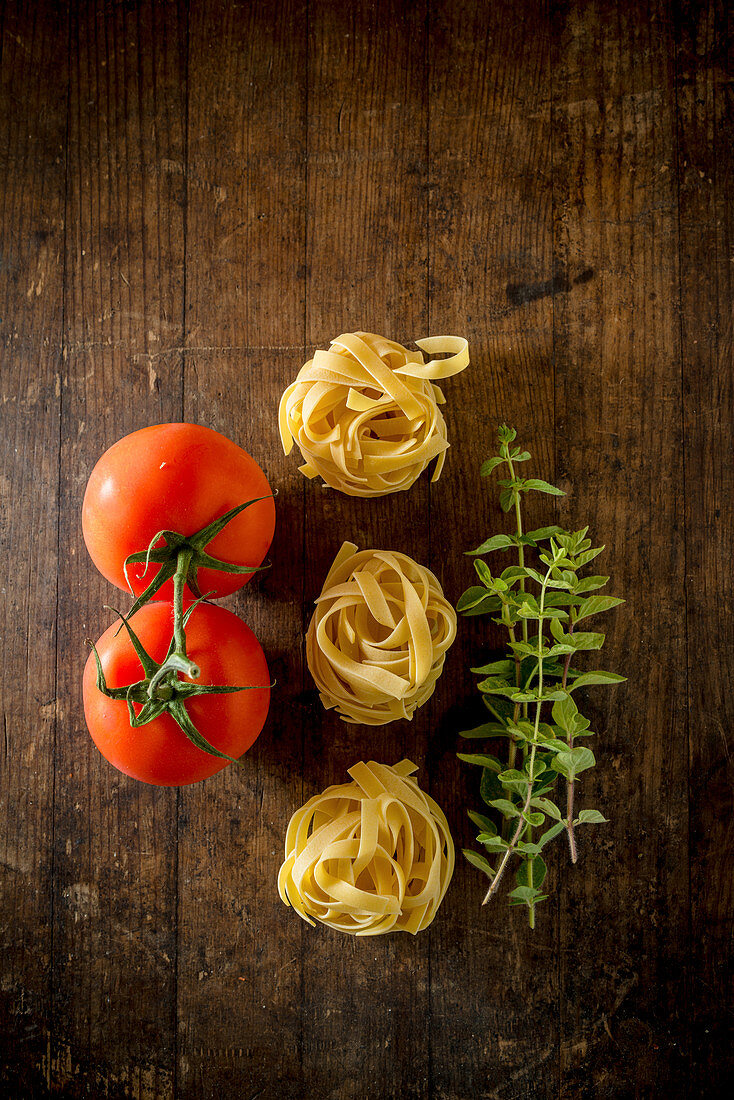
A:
[575,809,608,824]
[480,836,510,853]
[525,478,565,496]
[463,849,496,877]
[480,455,505,477]
[468,533,516,555]
[488,798,520,818]
[569,670,627,689]
[457,753,503,771]
[458,721,508,739]
[468,810,496,834]
[532,797,562,820]
[517,855,548,889]
[574,595,625,622]
[538,821,566,847]
[573,575,610,593]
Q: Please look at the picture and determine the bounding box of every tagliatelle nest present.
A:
[277,759,455,936]
[306,541,457,726]
[278,331,469,497]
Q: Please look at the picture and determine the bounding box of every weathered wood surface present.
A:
[0,1,731,1097]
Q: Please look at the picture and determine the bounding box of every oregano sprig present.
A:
[457,426,625,927]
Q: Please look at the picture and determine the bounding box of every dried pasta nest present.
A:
[277,759,455,936]
[306,541,457,726]
[278,331,469,497]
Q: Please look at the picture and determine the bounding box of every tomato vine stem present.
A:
[89,500,275,765]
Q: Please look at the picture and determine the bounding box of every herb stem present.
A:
[483,563,553,906]
[506,453,528,652]
[562,620,578,863]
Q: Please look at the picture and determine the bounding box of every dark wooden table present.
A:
[1,1,731,1097]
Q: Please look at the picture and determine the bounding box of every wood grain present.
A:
[178,2,306,1096]
[427,2,559,1097]
[301,3,432,1097]
[551,2,689,1095]
[53,1,186,1095]
[0,1,731,1096]
[676,0,734,1091]
[0,3,66,1094]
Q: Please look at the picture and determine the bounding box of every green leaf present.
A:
[488,798,520,818]
[509,885,540,904]
[552,694,578,732]
[524,478,565,497]
[457,753,503,771]
[523,811,545,827]
[497,424,517,444]
[499,486,515,512]
[539,686,572,704]
[538,737,570,753]
[456,586,492,611]
[544,592,583,607]
[523,758,547,781]
[479,678,517,698]
[517,854,547,889]
[538,821,566,847]
[567,631,606,651]
[500,566,531,585]
[510,691,538,703]
[480,455,505,477]
[525,526,565,542]
[575,809,608,824]
[517,605,568,621]
[480,767,503,807]
[474,559,494,587]
[470,659,516,676]
[573,575,609,593]
[569,670,626,690]
[551,747,596,778]
[532,797,562,820]
[468,533,516,555]
[497,769,530,797]
[574,595,625,622]
[512,449,532,462]
[457,589,503,616]
[463,849,495,877]
[575,546,605,567]
[516,841,543,856]
[458,721,508,739]
[468,810,496,835]
[480,836,510,853]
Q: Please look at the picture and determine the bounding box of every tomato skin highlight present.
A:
[83,601,270,786]
[82,423,276,599]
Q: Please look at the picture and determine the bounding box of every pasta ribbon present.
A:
[306,542,457,725]
[278,760,455,936]
[279,331,469,496]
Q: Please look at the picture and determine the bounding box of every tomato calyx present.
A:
[122,496,273,615]
[89,599,270,766]
[89,496,275,766]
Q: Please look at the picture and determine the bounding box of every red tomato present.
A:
[82,423,275,599]
[83,601,270,786]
